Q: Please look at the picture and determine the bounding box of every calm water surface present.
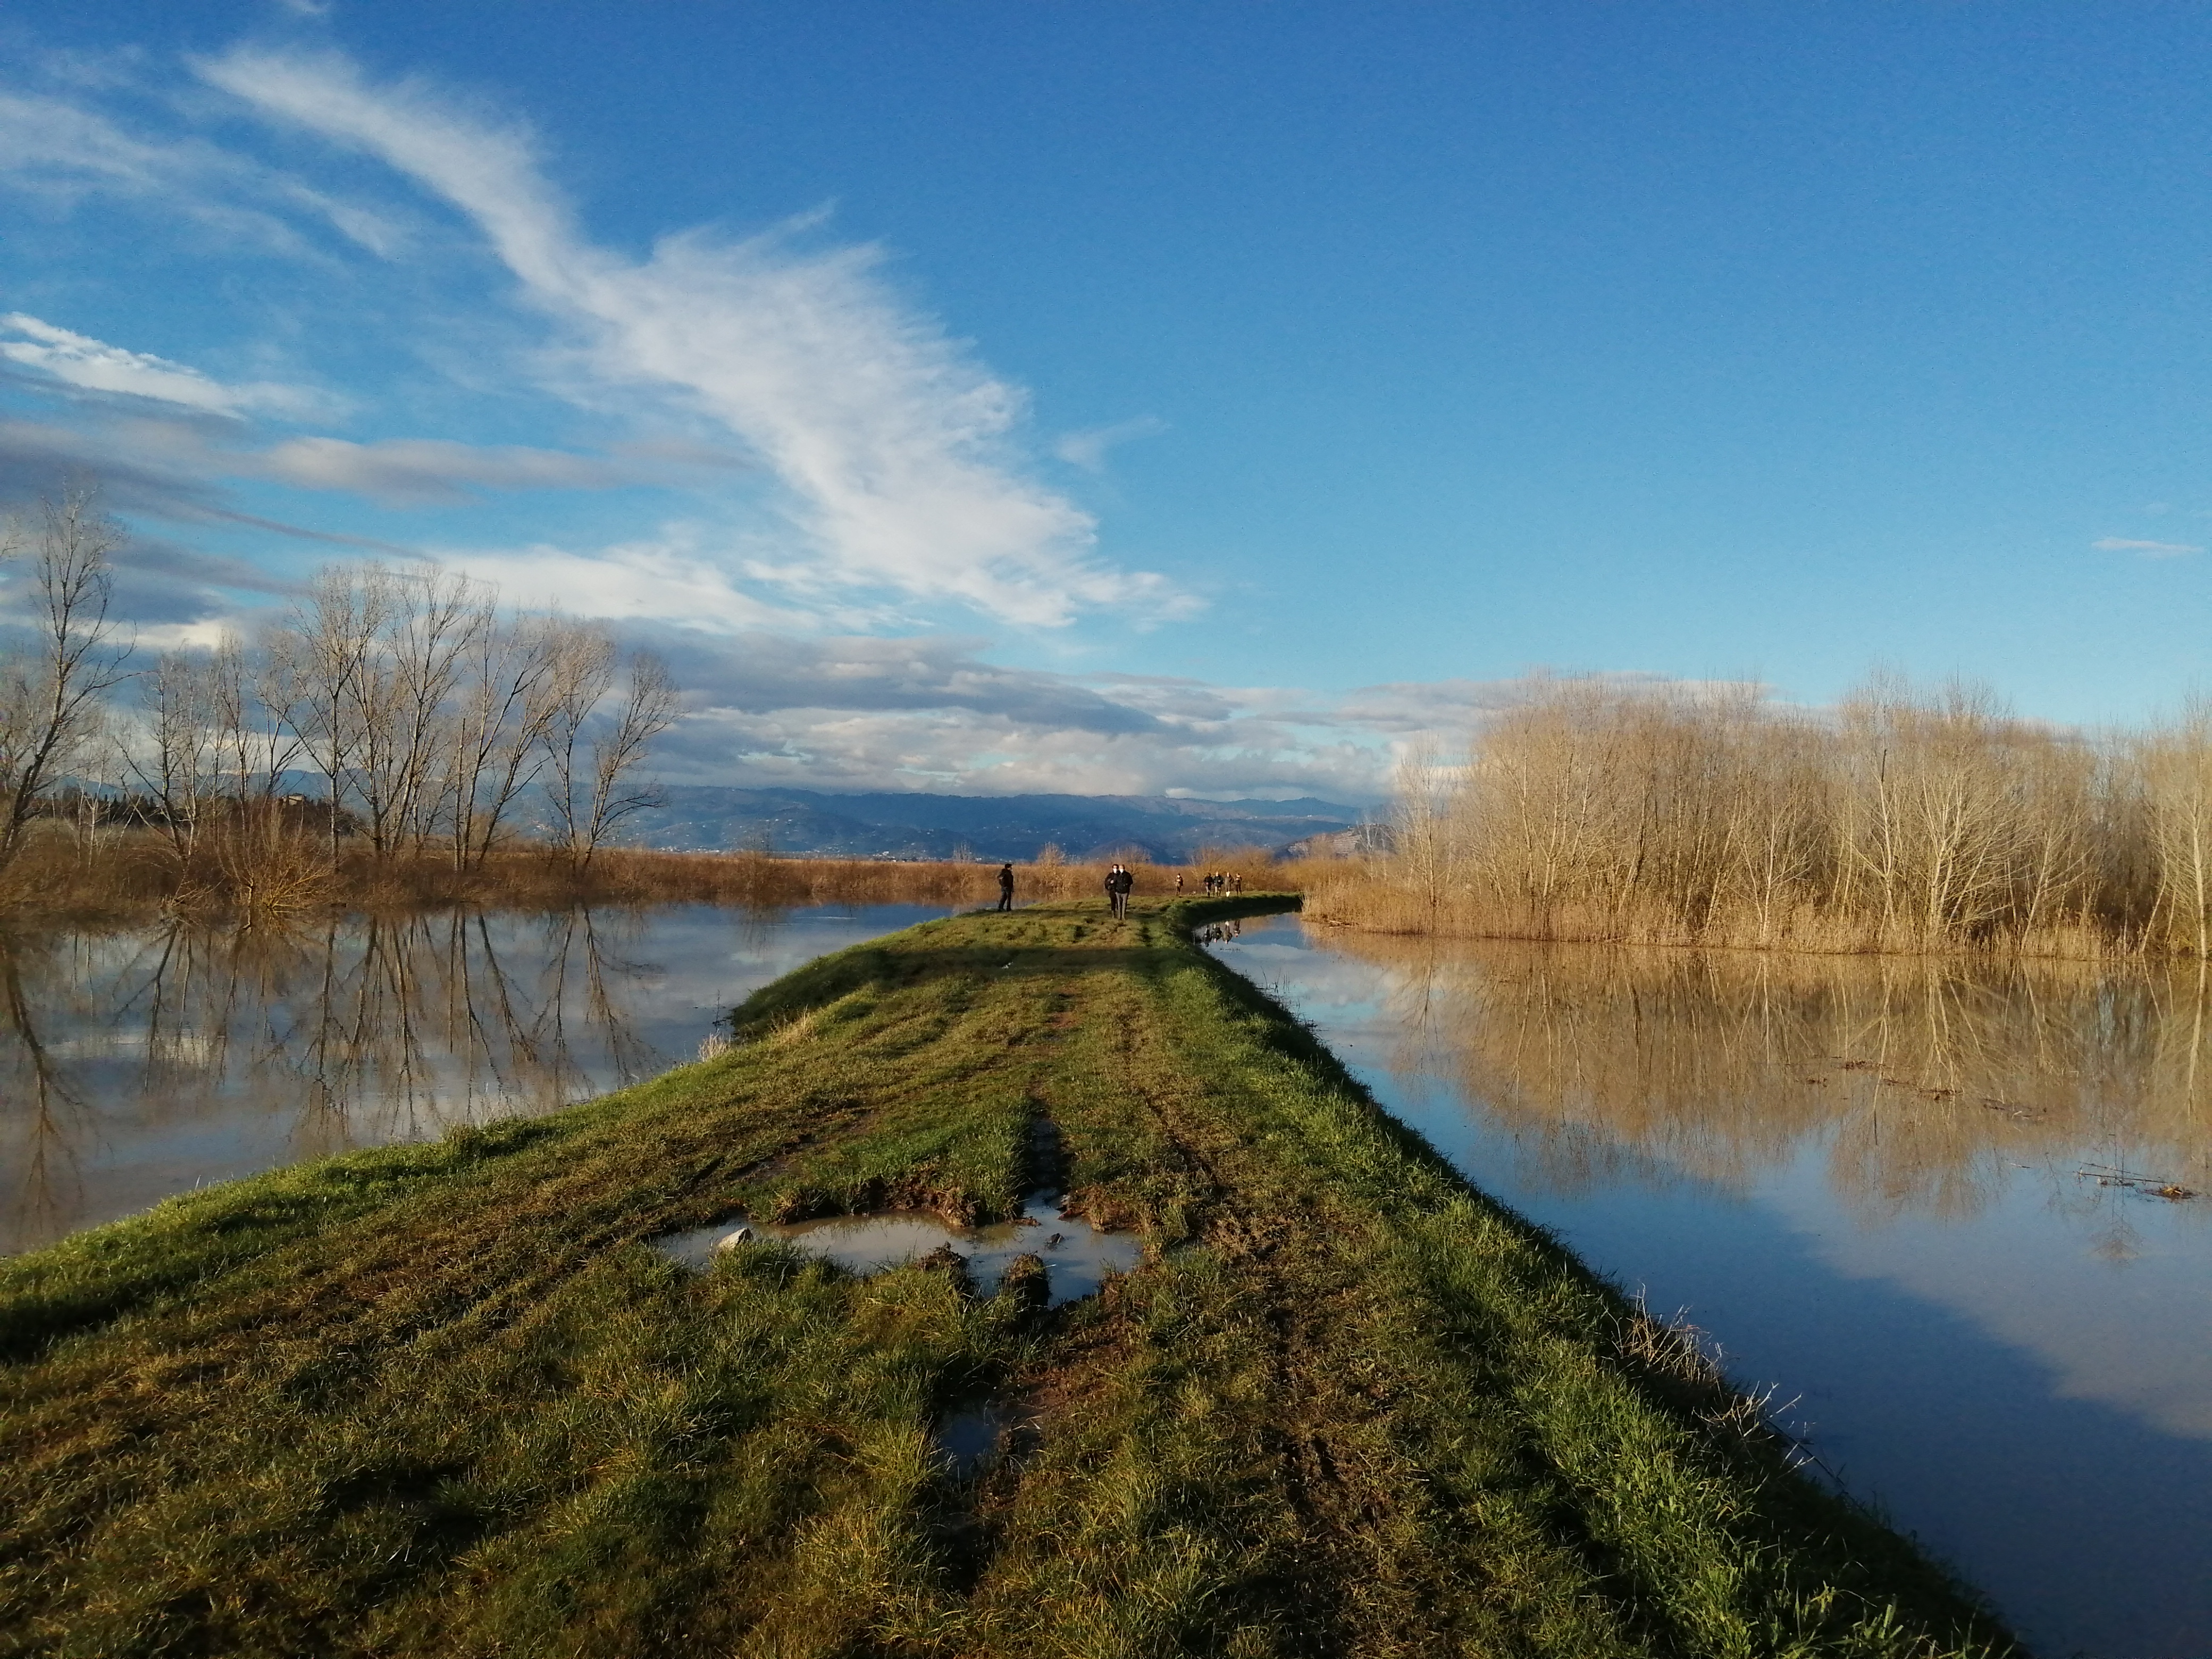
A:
[1,903,952,1256]
[1208,914,2212,1659]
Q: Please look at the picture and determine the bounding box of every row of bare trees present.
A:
[1320,675,2212,957]
[0,489,678,900]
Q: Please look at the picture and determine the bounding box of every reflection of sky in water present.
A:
[1,904,952,1256]
[653,1193,1143,1308]
[1212,915,2212,1659]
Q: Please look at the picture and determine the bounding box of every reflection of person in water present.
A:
[996,862,1015,911]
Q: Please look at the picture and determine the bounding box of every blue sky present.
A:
[4,3,2210,799]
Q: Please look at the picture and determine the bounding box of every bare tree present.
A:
[126,650,225,864]
[267,565,391,868]
[1390,736,1465,925]
[0,489,132,877]
[539,629,676,871]
[446,613,566,873]
[2138,703,2212,956]
[538,621,616,868]
[379,568,486,857]
[579,650,676,868]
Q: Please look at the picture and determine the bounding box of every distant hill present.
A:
[622,787,1371,861]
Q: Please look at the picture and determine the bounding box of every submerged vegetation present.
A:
[1308,673,2212,958]
[0,897,2014,1656]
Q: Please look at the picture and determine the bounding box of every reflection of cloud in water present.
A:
[0,903,951,1254]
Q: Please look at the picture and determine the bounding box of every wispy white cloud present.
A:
[2093,536,2202,558]
[198,47,1195,629]
[0,313,322,417]
[0,90,408,256]
[1053,415,1167,473]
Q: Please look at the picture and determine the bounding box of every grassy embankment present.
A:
[0,898,2015,1658]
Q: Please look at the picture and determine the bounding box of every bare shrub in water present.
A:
[2134,701,2212,956]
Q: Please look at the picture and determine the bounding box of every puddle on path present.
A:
[652,1191,1142,1307]
[935,1400,1017,1478]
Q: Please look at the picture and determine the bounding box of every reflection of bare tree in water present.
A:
[1319,931,2212,1223]
[0,934,93,1252]
[289,909,668,1141]
[729,903,785,955]
[0,908,673,1250]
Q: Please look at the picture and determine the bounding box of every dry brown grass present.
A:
[0,827,1308,923]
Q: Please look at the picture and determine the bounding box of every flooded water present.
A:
[652,1192,1144,1307]
[0,903,953,1256]
[1206,914,2212,1659]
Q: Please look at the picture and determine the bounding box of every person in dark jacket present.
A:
[996,862,1015,911]
[1105,862,1134,919]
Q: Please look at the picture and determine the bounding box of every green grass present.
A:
[0,898,2020,1657]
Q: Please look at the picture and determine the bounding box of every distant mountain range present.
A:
[622,787,1373,861]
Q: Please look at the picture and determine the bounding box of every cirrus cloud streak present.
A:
[197,46,1193,629]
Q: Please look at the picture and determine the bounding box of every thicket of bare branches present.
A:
[0,491,679,918]
[1306,675,2212,958]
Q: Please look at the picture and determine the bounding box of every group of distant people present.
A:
[1170,869,1244,896]
[991,859,1239,919]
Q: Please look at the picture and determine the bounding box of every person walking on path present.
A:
[996,862,1015,911]
[1106,862,1134,920]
